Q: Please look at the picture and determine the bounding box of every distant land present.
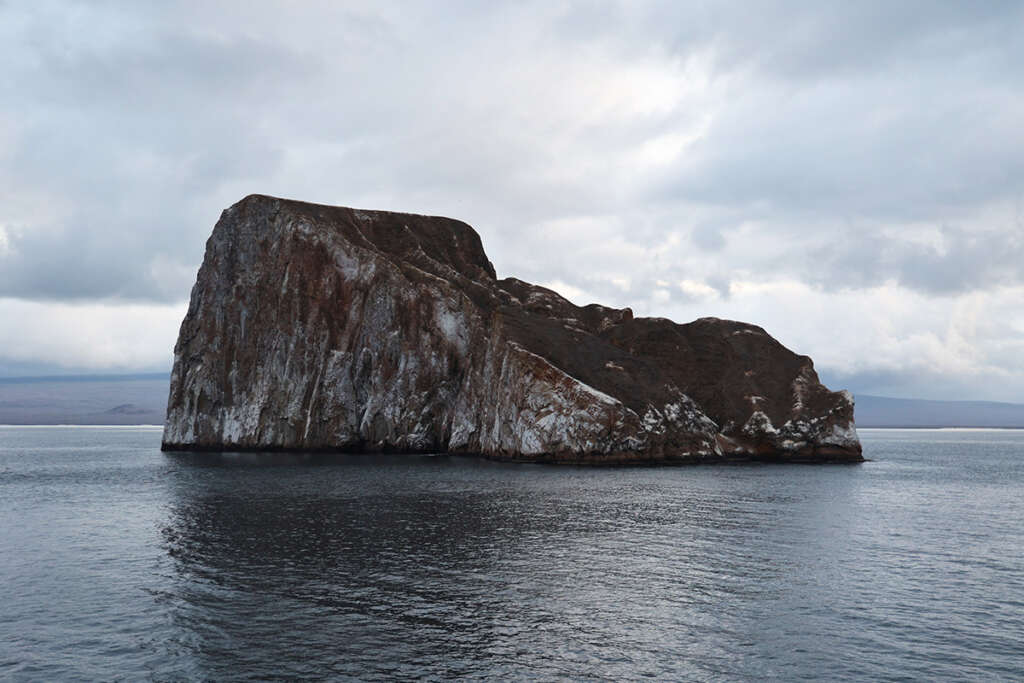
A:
[0,374,169,425]
[854,394,1024,429]
[1,373,1022,429]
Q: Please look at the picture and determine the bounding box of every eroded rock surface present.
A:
[162,195,862,463]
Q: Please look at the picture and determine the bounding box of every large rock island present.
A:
[162,195,862,463]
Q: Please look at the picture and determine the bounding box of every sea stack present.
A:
[162,195,862,464]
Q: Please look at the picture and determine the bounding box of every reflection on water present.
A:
[161,455,539,679]
[2,429,1023,680]
[157,451,862,679]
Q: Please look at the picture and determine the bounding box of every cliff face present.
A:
[162,195,862,463]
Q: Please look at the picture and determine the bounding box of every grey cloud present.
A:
[644,1,1024,224]
[705,275,733,300]
[690,221,728,252]
[804,218,1024,295]
[3,1,1024,398]
[648,1,1024,81]
[0,3,309,300]
[663,82,1024,221]
[5,0,1021,302]
[819,365,1012,404]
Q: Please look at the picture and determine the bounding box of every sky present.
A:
[1,1,1023,401]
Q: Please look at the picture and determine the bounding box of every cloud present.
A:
[0,297,186,372]
[1,1,1023,400]
[0,1,308,301]
[652,280,1024,403]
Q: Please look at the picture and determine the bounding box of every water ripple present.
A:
[1,428,1022,680]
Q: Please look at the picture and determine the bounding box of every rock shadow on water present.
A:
[158,451,574,677]
[155,450,870,679]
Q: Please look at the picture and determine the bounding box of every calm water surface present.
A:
[1,427,1022,680]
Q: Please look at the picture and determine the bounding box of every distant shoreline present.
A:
[859,426,1024,430]
[2,377,1023,429]
[0,372,170,384]
[0,424,164,428]
[2,424,1022,431]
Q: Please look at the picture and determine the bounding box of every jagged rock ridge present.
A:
[162,195,862,464]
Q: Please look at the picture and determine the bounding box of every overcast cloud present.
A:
[2,1,1023,401]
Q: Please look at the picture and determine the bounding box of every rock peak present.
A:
[223,194,496,282]
[163,196,861,464]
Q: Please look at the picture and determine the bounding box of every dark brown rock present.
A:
[162,195,862,463]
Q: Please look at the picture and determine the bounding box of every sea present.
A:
[1,426,1022,681]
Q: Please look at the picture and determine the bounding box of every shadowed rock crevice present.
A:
[162,195,862,464]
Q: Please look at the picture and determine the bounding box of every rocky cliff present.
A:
[162,195,862,463]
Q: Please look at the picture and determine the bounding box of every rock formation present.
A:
[162,195,862,463]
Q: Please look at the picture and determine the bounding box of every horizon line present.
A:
[0,372,171,384]
[0,371,1022,407]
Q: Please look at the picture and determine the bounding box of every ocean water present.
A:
[1,427,1022,681]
